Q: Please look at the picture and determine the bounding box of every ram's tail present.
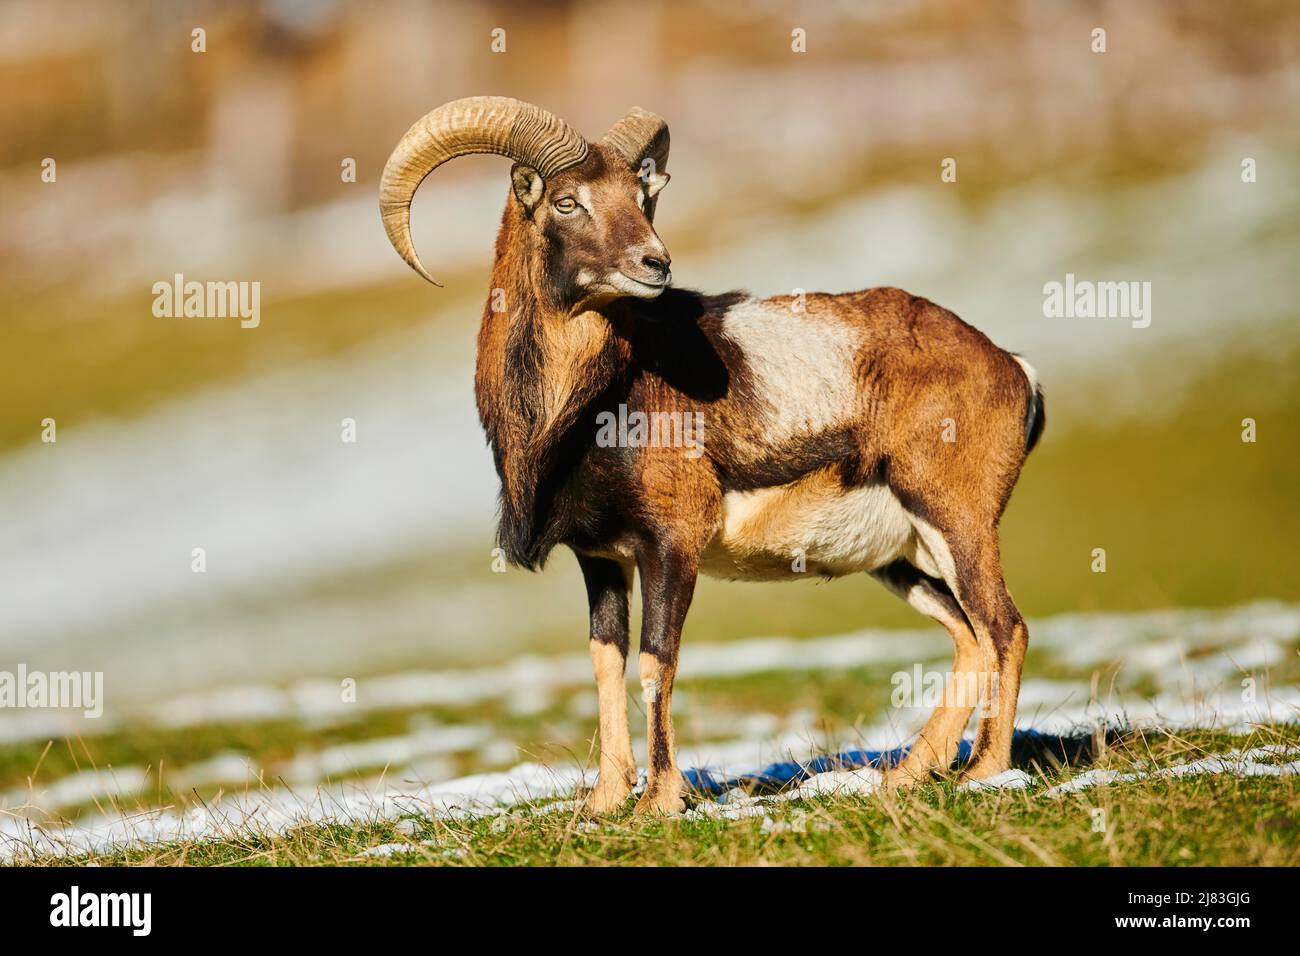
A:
[1012,354,1046,454]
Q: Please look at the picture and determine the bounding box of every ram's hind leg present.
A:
[872,560,983,787]
[577,554,638,814]
[945,535,1028,783]
[909,521,1027,783]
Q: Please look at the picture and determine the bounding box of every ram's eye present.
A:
[553,197,577,214]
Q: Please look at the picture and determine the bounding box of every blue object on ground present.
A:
[682,728,1064,797]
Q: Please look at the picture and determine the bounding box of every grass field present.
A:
[11,726,1299,867]
[3,595,1297,865]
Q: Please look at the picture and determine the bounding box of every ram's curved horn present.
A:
[603,107,669,220]
[379,97,589,285]
[602,107,670,176]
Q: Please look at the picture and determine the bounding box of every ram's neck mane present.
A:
[474,209,625,569]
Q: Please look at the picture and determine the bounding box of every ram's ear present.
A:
[511,163,545,213]
[644,170,670,199]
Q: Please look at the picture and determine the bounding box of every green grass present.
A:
[19,727,1298,867]
[4,614,1296,864]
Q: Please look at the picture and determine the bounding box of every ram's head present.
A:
[380,97,671,304]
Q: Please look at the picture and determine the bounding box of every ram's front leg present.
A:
[634,543,697,816]
[577,554,637,814]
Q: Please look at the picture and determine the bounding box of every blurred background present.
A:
[1,0,1298,817]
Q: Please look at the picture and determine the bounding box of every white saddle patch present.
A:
[720,299,862,441]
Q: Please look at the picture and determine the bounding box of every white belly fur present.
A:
[700,477,939,582]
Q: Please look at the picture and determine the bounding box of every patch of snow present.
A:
[0,760,590,863]
[786,767,883,798]
[166,752,257,790]
[957,769,1033,791]
[0,767,149,813]
[1042,745,1300,796]
[277,723,491,784]
[687,797,771,822]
